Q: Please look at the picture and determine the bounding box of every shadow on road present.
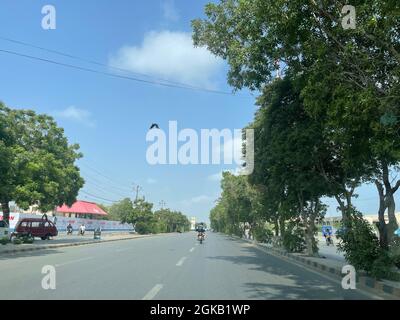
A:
[207,236,371,300]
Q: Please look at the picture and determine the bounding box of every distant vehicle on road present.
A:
[12,218,58,240]
[335,226,347,239]
[0,220,10,239]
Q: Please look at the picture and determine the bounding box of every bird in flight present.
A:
[149,123,160,130]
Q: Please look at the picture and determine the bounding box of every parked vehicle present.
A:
[0,220,10,239]
[12,218,58,240]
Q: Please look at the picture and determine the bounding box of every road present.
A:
[0,232,380,300]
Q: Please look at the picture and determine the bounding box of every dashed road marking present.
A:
[55,257,93,267]
[176,257,187,266]
[142,284,163,300]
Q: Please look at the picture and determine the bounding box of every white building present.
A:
[190,217,196,230]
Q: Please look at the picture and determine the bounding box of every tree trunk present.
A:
[279,215,285,238]
[375,180,389,249]
[1,201,10,225]
[303,200,319,257]
[273,217,279,236]
[380,162,399,245]
[387,192,398,243]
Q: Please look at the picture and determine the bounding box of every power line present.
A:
[83,179,131,199]
[80,190,118,203]
[0,36,215,92]
[80,162,132,192]
[0,48,238,96]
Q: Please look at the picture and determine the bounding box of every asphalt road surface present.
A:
[0,232,381,300]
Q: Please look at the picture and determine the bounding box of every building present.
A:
[190,217,196,230]
[362,213,400,226]
[323,213,400,226]
[56,200,108,219]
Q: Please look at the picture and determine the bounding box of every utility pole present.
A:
[159,200,166,210]
[133,184,142,202]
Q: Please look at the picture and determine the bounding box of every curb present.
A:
[0,234,155,255]
[230,235,400,299]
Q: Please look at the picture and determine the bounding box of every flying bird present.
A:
[149,123,160,130]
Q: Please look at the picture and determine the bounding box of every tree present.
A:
[248,77,330,255]
[0,102,84,224]
[154,209,191,233]
[107,198,134,222]
[120,198,154,234]
[193,0,400,249]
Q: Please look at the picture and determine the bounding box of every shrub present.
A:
[13,238,23,245]
[282,221,306,253]
[253,225,273,243]
[22,236,34,244]
[0,237,10,245]
[337,214,394,279]
[389,237,400,269]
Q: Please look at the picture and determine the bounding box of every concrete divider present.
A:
[0,233,157,255]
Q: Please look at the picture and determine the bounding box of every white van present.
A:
[0,220,10,238]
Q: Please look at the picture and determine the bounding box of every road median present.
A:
[0,233,160,255]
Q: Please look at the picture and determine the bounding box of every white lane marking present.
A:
[189,247,195,253]
[55,257,93,267]
[142,284,163,300]
[176,257,187,266]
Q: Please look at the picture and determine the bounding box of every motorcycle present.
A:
[198,233,205,244]
[325,234,333,246]
[67,226,73,235]
[78,228,85,236]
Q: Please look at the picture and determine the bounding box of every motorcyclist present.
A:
[324,227,333,245]
[79,224,86,236]
[66,223,73,235]
[197,225,206,241]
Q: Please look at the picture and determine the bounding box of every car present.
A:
[12,218,58,240]
[0,220,10,239]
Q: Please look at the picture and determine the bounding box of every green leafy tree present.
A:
[0,102,84,224]
[107,198,134,222]
[248,77,332,255]
[120,198,155,234]
[193,0,400,251]
[154,209,191,233]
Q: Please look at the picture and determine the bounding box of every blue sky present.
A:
[0,0,397,223]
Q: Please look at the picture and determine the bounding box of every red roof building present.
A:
[56,200,108,219]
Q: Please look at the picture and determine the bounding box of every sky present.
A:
[0,0,398,224]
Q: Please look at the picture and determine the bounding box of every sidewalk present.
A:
[0,231,154,255]
[234,235,400,299]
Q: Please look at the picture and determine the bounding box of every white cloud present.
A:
[207,167,243,182]
[162,0,179,22]
[109,30,224,88]
[146,178,157,184]
[53,106,95,127]
[212,136,243,161]
[208,172,223,181]
[180,195,214,206]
